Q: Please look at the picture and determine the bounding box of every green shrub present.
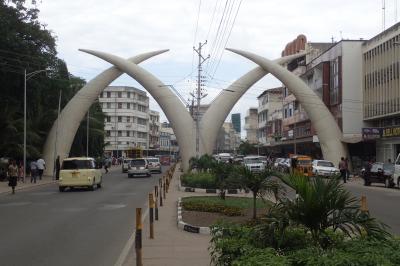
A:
[181,172,217,189]
[182,201,242,216]
[233,248,289,266]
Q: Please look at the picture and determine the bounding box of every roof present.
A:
[257,87,283,99]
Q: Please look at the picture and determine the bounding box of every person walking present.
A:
[339,157,347,183]
[104,158,109,174]
[55,156,61,180]
[36,157,46,180]
[8,160,18,194]
[30,160,38,183]
[18,161,24,183]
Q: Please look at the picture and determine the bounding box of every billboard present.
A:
[362,127,383,140]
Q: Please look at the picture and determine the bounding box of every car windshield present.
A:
[123,160,131,164]
[147,158,159,163]
[131,160,146,166]
[297,160,312,165]
[244,158,261,164]
[317,161,334,167]
[62,160,94,170]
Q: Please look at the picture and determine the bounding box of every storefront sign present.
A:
[383,126,400,138]
[362,128,383,140]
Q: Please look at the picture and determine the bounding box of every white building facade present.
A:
[99,86,150,157]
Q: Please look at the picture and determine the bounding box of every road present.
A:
[0,166,167,266]
[344,180,400,235]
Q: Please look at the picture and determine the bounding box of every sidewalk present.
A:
[122,164,211,266]
[0,175,56,195]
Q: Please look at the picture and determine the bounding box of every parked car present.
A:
[363,162,395,188]
[147,157,162,173]
[59,157,102,192]
[312,160,340,177]
[218,153,232,163]
[273,158,285,169]
[280,158,291,173]
[122,158,133,173]
[244,156,265,173]
[128,158,151,178]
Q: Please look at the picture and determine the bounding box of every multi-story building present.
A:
[99,86,149,157]
[231,113,241,133]
[149,110,160,150]
[362,22,400,162]
[257,87,283,145]
[159,122,179,155]
[215,122,241,153]
[244,108,258,144]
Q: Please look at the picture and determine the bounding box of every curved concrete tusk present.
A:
[226,48,348,166]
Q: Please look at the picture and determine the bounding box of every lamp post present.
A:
[24,69,48,183]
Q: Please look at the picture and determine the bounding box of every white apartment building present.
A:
[159,122,179,154]
[257,87,283,145]
[149,110,160,150]
[99,86,150,157]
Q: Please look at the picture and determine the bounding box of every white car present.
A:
[312,160,340,177]
[147,157,162,173]
[128,158,151,178]
[244,156,265,173]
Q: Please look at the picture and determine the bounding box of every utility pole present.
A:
[192,41,209,157]
[86,110,89,157]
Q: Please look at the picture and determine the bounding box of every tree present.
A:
[212,161,236,200]
[189,154,216,172]
[238,141,257,156]
[272,174,390,246]
[238,167,283,219]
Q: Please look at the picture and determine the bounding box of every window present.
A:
[128,92,131,98]
[127,116,130,123]
[107,102,111,109]
[106,116,111,122]
[118,116,122,122]
[106,131,111,137]
[118,131,122,137]
[126,131,130,137]
[100,92,103,98]
[137,118,147,125]
[330,58,340,105]
[118,103,122,109]
[138,105,147,112]
[118,92,122,98]
[138,132,147,139]
[138,95,147,102]
[127,103,130,109]
[107,92,111,98]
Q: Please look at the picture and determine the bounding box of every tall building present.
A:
[231,113,241,133]
[362,22,400,162]
[159,122,179,154]
[244,108,258,144]
[215,122,241,153]
[99,86,149,157]
[149,110,160,150]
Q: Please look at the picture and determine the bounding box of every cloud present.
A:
[37,0,396,133]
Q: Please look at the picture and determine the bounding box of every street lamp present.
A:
[24,69,48,183]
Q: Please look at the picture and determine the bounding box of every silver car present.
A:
[147,157,162,173]
[128,158,151,178]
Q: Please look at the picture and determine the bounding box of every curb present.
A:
[178,176,249,195]
[0,180,57,195]
[177,197,210,235]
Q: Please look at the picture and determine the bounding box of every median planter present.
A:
[179,175,247,194]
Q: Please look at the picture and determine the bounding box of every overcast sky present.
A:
[37,0,397,136]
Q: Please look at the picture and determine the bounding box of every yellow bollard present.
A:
[154,186,159,220]
[135,208,142,266]
[360,195,368,213]
[149,193,154,239]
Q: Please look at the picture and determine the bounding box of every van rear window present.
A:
[62,160,94,170]
[131,160,146,166]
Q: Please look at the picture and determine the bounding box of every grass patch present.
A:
[182,196,271,210]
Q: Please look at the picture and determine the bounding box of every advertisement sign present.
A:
[362,128,383,140]
[383,126,400,138]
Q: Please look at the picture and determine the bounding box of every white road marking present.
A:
[98,204,127,210]
[0,201,32,207]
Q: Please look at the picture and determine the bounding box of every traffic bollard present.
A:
[360,195,368,213]
[159,183,163,206]
[149,193,154,239]
[163,180,166,199]
[135,208,142,266]
[154,186,159,221]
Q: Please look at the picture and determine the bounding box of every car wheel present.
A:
[97,182,102,188]
[59,186,65,192]
[128,174,132,178]
[89,180,95,191]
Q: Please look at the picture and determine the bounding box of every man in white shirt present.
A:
[36,158,46,180]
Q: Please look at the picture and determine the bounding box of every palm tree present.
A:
[272,174,389,246]
[238,167,284,219]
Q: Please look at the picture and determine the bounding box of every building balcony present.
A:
[282,111,309,127]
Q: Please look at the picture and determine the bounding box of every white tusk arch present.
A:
[79,49,196,171]
[200,52,307,154]
[226,48,348,166]
[43,50,168,176]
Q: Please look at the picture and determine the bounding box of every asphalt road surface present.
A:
[344,180,400,235]
[0,166,167,266]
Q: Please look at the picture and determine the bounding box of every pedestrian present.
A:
[55,156,61,180]
[18,161,24,183]
[8,160,18,194]
[339,157,347,183]
[36,157,46,180]
[104,158,109,173]
[30,160,38,183]
[344,157,350,180]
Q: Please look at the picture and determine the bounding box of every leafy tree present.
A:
[237,167,284,219]
[238,141,257,156]
[189,154,216,172]
[212,161,236,200]
[272,174,390,246]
